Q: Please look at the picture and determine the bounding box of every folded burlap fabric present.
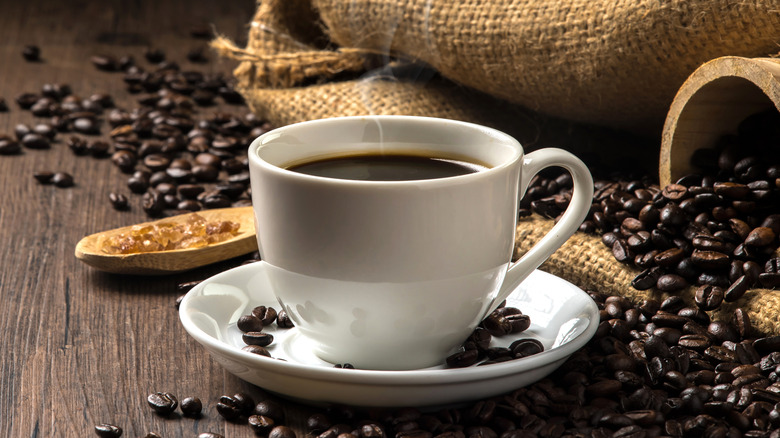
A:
[215,0,780,132]
[516,215,780,337]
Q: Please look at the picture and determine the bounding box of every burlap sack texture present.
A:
[212,0,664,174]
[215,0,780,133]
[515,215,780,337]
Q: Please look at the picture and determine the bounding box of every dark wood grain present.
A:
[0,1,320,436]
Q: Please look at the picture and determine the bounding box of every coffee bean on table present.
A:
[147,392,178,415]
[21,133,50,149]
[180,396,202,417]
[108,192,129,210]
[269,425,297,438]
[0,137,21,155]
[51,172,74,188]
[249,415,276,435]
[94,423,123,437]
[33,170,54,184]
[22,45,40,61]
[91,55,119,71]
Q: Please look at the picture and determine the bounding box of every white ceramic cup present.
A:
[248,115,593,370]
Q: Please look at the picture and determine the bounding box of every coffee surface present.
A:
[287,154,487,181]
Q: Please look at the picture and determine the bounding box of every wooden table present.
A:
[0,1,324,436]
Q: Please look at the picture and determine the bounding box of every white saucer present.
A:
[179,261,599,408]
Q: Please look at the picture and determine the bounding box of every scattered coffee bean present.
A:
[108,192,129,210]
[22,45,40,61]
[51,172,74,188]
[147,391,178,415]
[180,396,202,417]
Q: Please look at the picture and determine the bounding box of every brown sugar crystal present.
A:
[99,213,240,254]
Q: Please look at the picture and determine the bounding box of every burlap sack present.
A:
[215,0,780,133]
[515,215,780,337]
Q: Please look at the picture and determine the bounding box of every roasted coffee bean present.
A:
[267,426,296,438]
[180,396,202,417]
[724,275,749,302]
[108,192,129,210]
[509,338,544,358]
[252,305,278,326]
[0,137,21,155]
[733,308,752,338]
[253,399,285,423]
[91,55,120,71]
[73,117,100,134]
[33,170,54,184]
[631,267,662,290]
[656,274,687,292]
[242,331,274,347]
[51,172,74,187]
[611,239,634,262]
[21,133,50,149]
[237,314,263,332]
[446,349,479,368]
[694,285,724,311]
[94,423,123,437]
[22,44,41,61]
[276,310,294,328]
[242,345,271,357]
[249,415,276,435]
[141,190,165,216]
[708,321,740,343]
[147,392,178,415]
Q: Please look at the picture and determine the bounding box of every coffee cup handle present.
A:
[490,148,594,313]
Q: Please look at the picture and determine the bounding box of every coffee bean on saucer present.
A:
[242,331,274,347]
[237,314,263,332]
[509,338,544,358]
[445,349,479,368]
[276,310,294,328]
[242,345,271,357]
[252,305,278,326]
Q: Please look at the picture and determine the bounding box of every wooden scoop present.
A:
[75,206,257,275]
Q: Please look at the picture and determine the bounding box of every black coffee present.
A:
[287,153,487,181]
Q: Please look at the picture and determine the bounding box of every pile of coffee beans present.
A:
[522,110,780,308]
[100,287,780,436]
[3,37,264,217]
